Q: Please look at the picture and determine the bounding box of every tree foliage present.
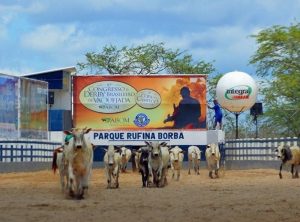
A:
[250,23,300,137]
[77,43,215,75]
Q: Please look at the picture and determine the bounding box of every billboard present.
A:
[74,75,207,129]
[0,74,19,138]
[19,78,48,139]
[73,75,207,145]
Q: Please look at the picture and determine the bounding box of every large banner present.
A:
[20,78,48,139]
[0,74,19,138]
[74,75,207,131]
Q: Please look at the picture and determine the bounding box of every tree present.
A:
[250,23,300,137]
[77,43,215,75]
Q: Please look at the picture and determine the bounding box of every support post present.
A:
[235,113,239,139]
[255,115,258,138]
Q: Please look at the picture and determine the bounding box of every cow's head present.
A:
[194,149,201,161]
[207,144,217,156]
[276,145,292,162]
[120,147,127,157]
[170,146,184,163]
[145,141,167,158]
[105,145,120,166]
[64,127,92,149]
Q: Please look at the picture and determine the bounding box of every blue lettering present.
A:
[94,132,125,140]
[179,133,184,139]
[94,132,99,139]
[157,132,184,140]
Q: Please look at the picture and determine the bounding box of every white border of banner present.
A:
[89,130,225,146]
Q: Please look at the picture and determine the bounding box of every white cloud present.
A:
[0,67,32,76]
[85,0,161,11]
[1,0,300,75]
[127,25,259,74]
[21,24,79,51]
[0,1,45,14]
[0,25,6,39]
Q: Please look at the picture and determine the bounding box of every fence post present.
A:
[249,138,253,160]
[243,139,246,160]
[30,145,33,162]
[0,144,2,162]
[263,138,267,160]
[21,145,23,162]
[267,138,272,160]
[10,145,14,162]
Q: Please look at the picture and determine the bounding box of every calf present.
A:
[120,147,132,173]
[63,128,94,199]
[205,143,220,179]
[188,145,202,175]
[136,146,151,187]
[169,146,184,180]
[52,146,68,191]
[104,145,121,188]
[275,144,300,179]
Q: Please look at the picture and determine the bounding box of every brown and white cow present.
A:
[275,144,300,179]
[63,128,94,199]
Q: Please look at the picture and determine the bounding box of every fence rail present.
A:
[0,137,299,164]
[0,140,61,162]
[225,137,299,161]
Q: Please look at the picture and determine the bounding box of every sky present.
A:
[0,0,299,76]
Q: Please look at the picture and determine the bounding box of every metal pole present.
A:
[255,115,258,138]
[235,113,239,139]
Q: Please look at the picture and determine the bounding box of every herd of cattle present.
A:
[51,128,300,199]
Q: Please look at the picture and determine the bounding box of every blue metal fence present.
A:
[1,137,298,164]
[0,140,61,162]
[224,137,299,161]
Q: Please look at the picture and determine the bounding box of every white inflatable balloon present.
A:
[216,71,258,112]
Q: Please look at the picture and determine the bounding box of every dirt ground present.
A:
[0,168,300,222]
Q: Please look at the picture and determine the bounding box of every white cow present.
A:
[169,146,184,180]
[146,141,170,187]
[63,128,94,199]
[188,146,202,175]
[120,147,132,173]
[205,143,221,179]
[134,149,141,173]
[104,145,121,189]
[52,146,68,191]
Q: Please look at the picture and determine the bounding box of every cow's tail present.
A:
[52,147,63,174]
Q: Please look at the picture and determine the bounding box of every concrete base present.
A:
[225,160,280,170]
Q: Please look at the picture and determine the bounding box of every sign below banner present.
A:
[89,130,224,146]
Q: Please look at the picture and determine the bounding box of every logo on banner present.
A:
[133,113,150,127]
[101,117,130,125]
[225,85,252,100]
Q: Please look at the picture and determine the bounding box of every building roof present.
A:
[23,66,76,76]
